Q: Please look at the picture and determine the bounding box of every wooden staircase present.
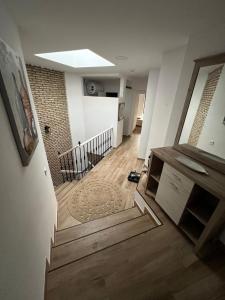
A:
[47,182,158,299]
[48,207,156,273]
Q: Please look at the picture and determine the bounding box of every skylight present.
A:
[35,49,115,68]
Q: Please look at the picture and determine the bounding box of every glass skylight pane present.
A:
[35,49,115,68]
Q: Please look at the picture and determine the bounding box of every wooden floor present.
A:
[48,129,225,300]
[56,128,144,230]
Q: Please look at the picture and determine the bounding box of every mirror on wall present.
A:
[179,63,225,159]
[175,53,225,174]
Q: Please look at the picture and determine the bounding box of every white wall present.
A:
[132,91,140,130]
[138,69,160,160]
[83,96,122,147]
[179,70,207,144]
[117,120,123,146]
[0,2,57,300]
[102,78,120,94]
[197,65,225,159]
[119,76,127,98]
[123,88,133,136]
[146,46,186,156]
[65,73,86,146]
[129,76,148,92]
[65,75,124,148]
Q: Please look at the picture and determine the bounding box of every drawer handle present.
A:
[172,173,181,182]
[169,182,178,191]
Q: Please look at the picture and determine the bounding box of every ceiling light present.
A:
[115,55,128,61]
[35,49,115,68]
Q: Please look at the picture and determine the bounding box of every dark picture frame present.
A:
[0,38,38,166]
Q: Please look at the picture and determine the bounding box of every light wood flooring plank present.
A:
[54,207,141,246]
[50,214,156,271]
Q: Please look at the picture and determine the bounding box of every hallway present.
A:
[47,177,225,300]
[56,128,144,230]
[48,128,225,300]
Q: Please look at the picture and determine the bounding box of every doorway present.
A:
[136,94,145,128]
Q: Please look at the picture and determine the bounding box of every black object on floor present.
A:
[128,171,141,183]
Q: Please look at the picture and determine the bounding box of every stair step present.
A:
[56,181,77,200]
[55,183,73,198]
[55,182,70,196]
[54,207,142,247]
[50,214,156,271]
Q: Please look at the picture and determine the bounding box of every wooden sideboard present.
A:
[146,146,225,256]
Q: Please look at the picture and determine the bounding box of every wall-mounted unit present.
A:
[83,77,120,97]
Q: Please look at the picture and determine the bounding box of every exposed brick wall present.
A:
[26,65,72,186]
[188,66,223,146]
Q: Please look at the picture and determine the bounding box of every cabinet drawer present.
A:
[155,163,194,224]
[162,163,194,196]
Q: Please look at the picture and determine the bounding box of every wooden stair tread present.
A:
[55,182,70,196]
[50,214,156,271]
[56,181,77,200]
[55,183,73,198]
[54,207,141,246]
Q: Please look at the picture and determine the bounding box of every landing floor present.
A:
[56,128,144,230]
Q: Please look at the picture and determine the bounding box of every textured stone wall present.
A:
[188,66,223,146]
[26,65,72,186]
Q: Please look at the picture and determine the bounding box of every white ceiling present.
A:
[4,0,225,77]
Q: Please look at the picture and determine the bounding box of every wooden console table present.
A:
[146,146,225,256]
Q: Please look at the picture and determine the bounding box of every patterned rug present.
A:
[67,176,134,223]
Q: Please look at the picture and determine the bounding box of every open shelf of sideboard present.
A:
[146,155,164,198]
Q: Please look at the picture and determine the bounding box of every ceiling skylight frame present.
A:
[35,49,115,68]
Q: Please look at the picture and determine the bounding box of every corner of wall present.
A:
[138,69,160,160]
[65,72,86,146]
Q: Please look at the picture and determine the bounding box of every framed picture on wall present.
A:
[118,102,125,121]
[0,38,38,166]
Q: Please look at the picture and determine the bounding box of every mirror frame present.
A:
[174,52,225,175]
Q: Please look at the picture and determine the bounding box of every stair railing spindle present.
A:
[78,142,83,178]
[70,150,75,180]
[63,155,68,181]
[67,153,72,181]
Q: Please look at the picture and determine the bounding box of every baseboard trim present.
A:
[44,224,56,299]
[44,258,50,300]
[134,201,144,215]
[144,207,162,227]
[134,191,162,226]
